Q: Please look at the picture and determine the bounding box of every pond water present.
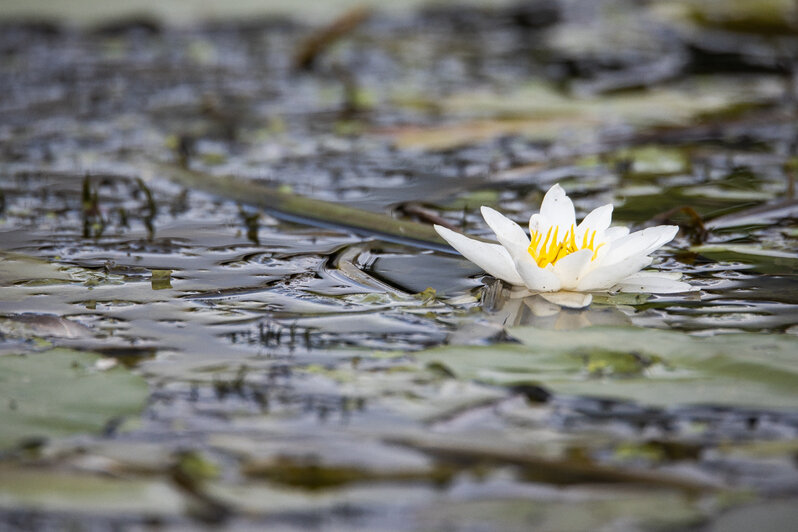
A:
[1,0,798,530]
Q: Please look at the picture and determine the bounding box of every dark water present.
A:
[1,0,798,530]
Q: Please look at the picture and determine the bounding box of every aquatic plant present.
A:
[434,184,693,308]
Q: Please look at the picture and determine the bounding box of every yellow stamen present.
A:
[592,242,605,260]
[527,223,605,267]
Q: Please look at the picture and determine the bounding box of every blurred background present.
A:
[1,1,798,530]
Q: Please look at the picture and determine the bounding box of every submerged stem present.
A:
[153,162,451,252]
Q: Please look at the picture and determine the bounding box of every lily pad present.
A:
[210,433,444,488]
[0,252,73,286]
[609,145,692,175]
[415,490,706,532]
[0,349,149,450]
[690,244,798,274]
[0,314,93,340]
[0,466,183,516]
[415,326,798,409]
[676,0,797,34]
[388,77,783,150]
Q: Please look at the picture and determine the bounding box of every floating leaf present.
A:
[610,145,691,175]
[0,466,183,516]
[675,0,797,34]
[415,326,798,409]
[0,314,92,340]
[0,252,73,286]
[369,253,483,295]
[702,499,798,532]
[388,77,782,150]
[691,244,798,274]
[210,434,443,489]
[706,200,798,229]
[0,349,149,450]
[414,489,706,532]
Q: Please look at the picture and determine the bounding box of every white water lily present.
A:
[434,184,693,308]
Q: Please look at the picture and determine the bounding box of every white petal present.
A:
[551,249,594,290]
[604,226,630,241]
[513,253,561,292]
[540,184,576,235]
[539,291,593,309]
[589,243,611,267]
[528,213,548,235]
[434,225,524,285]
[614,276,696,294]
[604,225,678,266]
[643,225,679,251]
[576,204,613,239]
[481,206,530,251]
[576,255,653,291]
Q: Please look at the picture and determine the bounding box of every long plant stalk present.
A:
[154,162,452,252]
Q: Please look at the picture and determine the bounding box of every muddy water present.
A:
[1,1,798,530]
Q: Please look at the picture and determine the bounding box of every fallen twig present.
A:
[294,7,371,70]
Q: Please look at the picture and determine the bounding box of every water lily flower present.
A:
[434,184,693,308]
